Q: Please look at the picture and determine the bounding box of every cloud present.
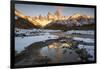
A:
[55,6,64,11]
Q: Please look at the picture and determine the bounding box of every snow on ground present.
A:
[73,37,94,43]
[15,28,61,34]
[15,33,58,53]
[65,30,95,61]
[65,30,94,35]
[15,29,95,61]
[78,44,94,49]
[78,44,94,61]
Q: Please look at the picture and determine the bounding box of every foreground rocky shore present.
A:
[15,37,91,67]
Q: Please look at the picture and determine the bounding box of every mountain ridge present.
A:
[15,12,94,30]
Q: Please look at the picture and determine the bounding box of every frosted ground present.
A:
[15,29,95,61]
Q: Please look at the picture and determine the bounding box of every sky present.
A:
[15,3,95,17]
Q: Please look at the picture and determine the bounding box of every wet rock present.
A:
[63,50,67,54]
[75,48,88,62]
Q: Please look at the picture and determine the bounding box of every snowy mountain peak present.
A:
[70,13,93,20]
[71,13,82,18]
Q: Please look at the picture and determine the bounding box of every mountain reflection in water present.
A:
[41,44,80,63]
[15,39,82,67]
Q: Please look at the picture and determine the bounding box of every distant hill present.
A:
[15,17,42,29]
